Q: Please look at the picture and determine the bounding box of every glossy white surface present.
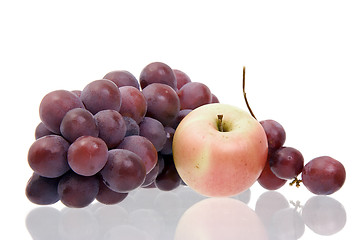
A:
[1,0,359,239]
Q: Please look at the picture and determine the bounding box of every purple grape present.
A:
[142,83,180,126]
[257,159,287,190]
[39,90,84,134]
[173,69,191,90]
[123,117,140,137]
[119,86,147,124]
[155,155,181,191]
[96,180,128,205]
[28,135,70,178]
[139,62,177,90]
[67,136,108,176]
[211,94,220,103]
[270,147,304,180]
[139,117,167,151]
[100,149,146,193]
[260,119,286,150]
[57,171,99,208]
[103,70,140,89]
[177,82,212,110]
[302,156,346,195]
[94,110,126,149]
[142,162,160,187]
[25,173,60,205]
[171,109,192,128]
[160,127,175,155]
[80,79,122,114]
[35,122,56,139]
[60,108,99,143]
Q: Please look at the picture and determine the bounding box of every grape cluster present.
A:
[26,62,219,208]
[257,119,346,195]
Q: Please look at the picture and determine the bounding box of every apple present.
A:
[172,103,268,197]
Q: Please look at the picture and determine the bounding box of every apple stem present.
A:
[243,66,257,120]
[217,114,224,132]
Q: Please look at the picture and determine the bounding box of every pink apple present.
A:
[173,103,268,197]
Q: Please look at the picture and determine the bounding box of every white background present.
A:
[1,0,359,239]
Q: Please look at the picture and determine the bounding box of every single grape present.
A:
[139,62,177,90]
[160,127,175,155]
[139,117,167,151]
[171,109,192,129]
[177,82,212,110]
[155,154,181,191]
[211,94,220,103]
[260,120,286,150]
[60,108,99,143]
[25,173,60,205]
[119,86,147,124]
[142,83,180,126]
[302,156,346,195]
[94,110,126,149]
[57,171,99,208]
[173,69,191,89]
[123,116,140,137]
[103,70,140,89]
[257,160,287,190]
[35,122,56,139]
[39,90,84,134]
[117,135,158,174]
[80,79,122,114]
[100,149,146,193]
[96,180,128,205]
[28,135,70,178]
[67,136,108,176]
[270,147,304,180]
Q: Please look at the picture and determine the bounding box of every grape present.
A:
[173,69,191,89]
[39,90,84,134]
[60,108,99,143]
[57,171,99,208]
[80,79,122,114]
[160,127,175,155]
[260,120,286,150]
[103,70,140,89]
[117,135,158,173]
[155,154,181,191]
[257,160,287,190]
[119,86,147,124]
[67,136,108,176]
[100,149,146,193]
[302,156,346,195]
[139,62,177,90]
[35,122,56,139]
[211,94,220,103]
[25,173,60,205]
[177,82,212,110]
[142,162,160,187]
[171,109,192,128]
[142,83,180,126]
[139,117,167,151]
[28,135,70,178]
[96,180,128,205]
[270,147,304,180]
[71,90,82,97]
[123,116,140,137]
[94,110,126,149]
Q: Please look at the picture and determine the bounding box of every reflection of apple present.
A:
[174,197,267,240]
[173,103,268,197]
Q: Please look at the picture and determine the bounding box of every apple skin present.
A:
[173,103,268,197]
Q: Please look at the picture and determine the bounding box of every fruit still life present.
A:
[25,62,346,208]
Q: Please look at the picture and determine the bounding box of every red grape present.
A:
[211,94,220,103]
[67,136,108,176]
[177,82,212,110]
[139,62,177,90]
[260,120,286,150]
[270,147,304,180]
[155,155,181,191]
[119,86,147,124]
[100,149,146,193]
[117,135,158,174]
[35,122,56,139]
[123,116,140,137]
[173,69,191,89]
[258,160,287,190]
[25,173,60,205]
[139,117,167,151]
[39,90,84,134]
[80,79,122,114]
[142,162,160,187]
[96,180,128,205]
[28,135,70,178]
[171,109,192,128]
[302,156,346,195]
[142,83,180,126]
[160,127,175,155]
[94,110,126,149]
[57,171,99,208]
[103,70,140,89]
[60,108,99,143]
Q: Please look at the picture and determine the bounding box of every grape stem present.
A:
[243,66,257,120]
[289,177,302,188]
[217,114,224,132]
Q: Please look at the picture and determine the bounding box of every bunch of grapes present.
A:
[257,119,346,195]
[25,62,220,208]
